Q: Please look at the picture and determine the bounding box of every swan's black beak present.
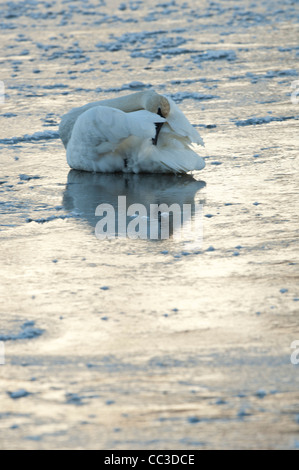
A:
[152,122,164,146]
[152,108,164,146]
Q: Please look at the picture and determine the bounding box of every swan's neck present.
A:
[98,91,149,113]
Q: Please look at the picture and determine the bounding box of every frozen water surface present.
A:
[0,0,299,450]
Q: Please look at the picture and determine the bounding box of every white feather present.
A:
[60,93,205,174]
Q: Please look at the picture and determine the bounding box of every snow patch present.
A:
[0,322,44,341]
[0,131,59,145]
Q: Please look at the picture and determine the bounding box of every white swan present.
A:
[59,90,205,174]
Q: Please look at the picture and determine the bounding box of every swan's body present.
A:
[59,91,205,174]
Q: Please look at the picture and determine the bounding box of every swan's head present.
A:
[145,92,170,118]
[144,92,170,145]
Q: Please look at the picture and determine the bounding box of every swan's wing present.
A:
[70,106,165,146]
[60,101,103,148]
[127,110,165,140]
[66,106,167,163]
[164,96,204,146]
[95,110,165,154]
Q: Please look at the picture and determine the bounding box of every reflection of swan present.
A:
[59,91,205,174]
[63,171,206,239]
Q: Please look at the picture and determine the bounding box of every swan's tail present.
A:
[157,130,205,173]
[133,133,205,174]
[159,148,205,173]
